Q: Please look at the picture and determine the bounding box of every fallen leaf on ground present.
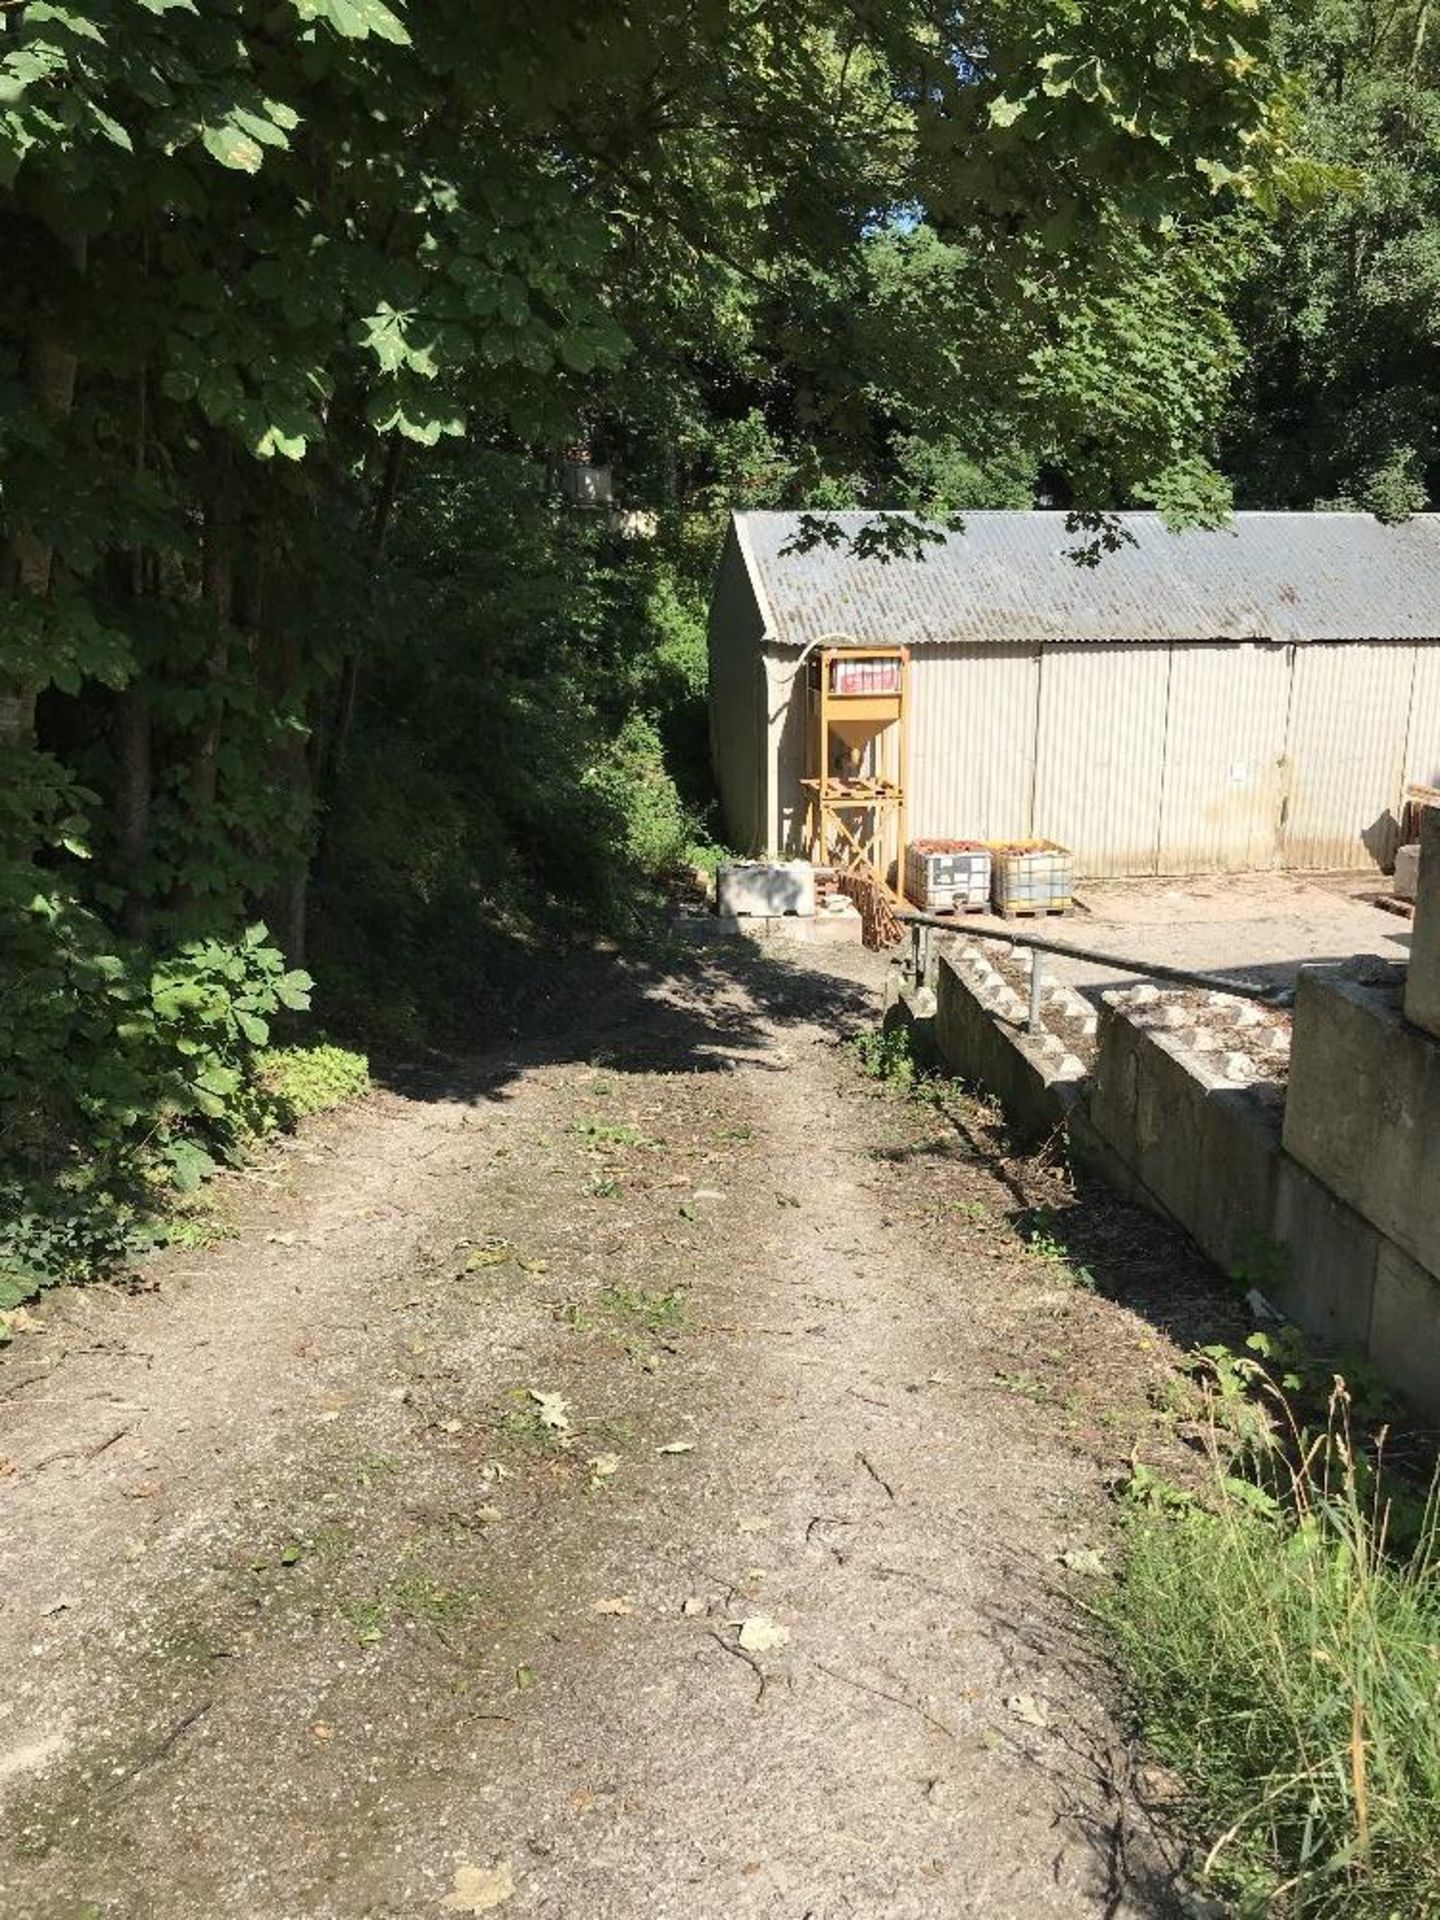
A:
[527,1389,570,1433]
[440,1861,515,1912]
[0,1458,17,1477]
[514,1664,536,1691]
[592,1596,634,1616]
[465,1245,513,1270]
[311,1722,334,1741]
[736,1514,768,1534]
[440,1418,463,1435]
[681,1596,707,1617]
[123,1480,161,1500]
[656,1440,694,1455]
[475,1505,503,1525]
[733,1615,790,1653]
[1060,1546,1107,1577]
[1005,1692,1050,1730]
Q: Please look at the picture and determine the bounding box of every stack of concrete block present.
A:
[1282,807,1440,1412]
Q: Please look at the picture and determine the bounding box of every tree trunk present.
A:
[2,244,85,752]
[115,684,152,938]
[325,432,407,792]
[117,365,153,936]
[192,503,234,815]
[262,625,314,967]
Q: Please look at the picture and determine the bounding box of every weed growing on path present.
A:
[1019,1206,1097,1290]
[570,1118,658,1150]
[847,1024,920,1090]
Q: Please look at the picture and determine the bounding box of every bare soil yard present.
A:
[0,941,1245,1920]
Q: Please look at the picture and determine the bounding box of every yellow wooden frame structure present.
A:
[801,645,909,897]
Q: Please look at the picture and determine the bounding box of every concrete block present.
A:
[1268,1158,1379,1354]
[1284,966,1440,1278]
[1089,1009,1280,1276]
[717,861,815,918]
[935,955,1086,1141]
[1369,1239,1440,1425]
[1406,809,1440,1038]
[1394,842,1421,902]
[883,986,937,1072]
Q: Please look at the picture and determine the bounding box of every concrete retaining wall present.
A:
[934,952,1086,1142]
[1088,1012,1282,1280]
[930,931,1440,1418]
[1284,968,1440,1282]
[1407,808,1440,1040]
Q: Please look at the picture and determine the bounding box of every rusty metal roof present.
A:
[732,510,1440,648]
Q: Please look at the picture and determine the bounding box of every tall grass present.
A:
[1103,1385,1440,1916]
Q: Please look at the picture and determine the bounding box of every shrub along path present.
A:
[0,940,1238,1919]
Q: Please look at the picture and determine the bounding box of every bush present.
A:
[0,905,314,1302]
[1102,1384,1440,1916]
[255,1044,370,1121]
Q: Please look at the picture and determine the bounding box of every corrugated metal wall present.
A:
[1032,645,1171,877]
[757,635,1440,876]
[907,646,1038,842]
[1159,643,1291,872]
[1406,645,1440,791]
[1282,642,1416,870]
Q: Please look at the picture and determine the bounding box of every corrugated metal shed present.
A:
[708,509,1440,876]
[735,510,1440,648]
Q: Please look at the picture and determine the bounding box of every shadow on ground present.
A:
[369,938,879,1104]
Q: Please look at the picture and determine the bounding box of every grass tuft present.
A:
[1102,1381,1440,1916]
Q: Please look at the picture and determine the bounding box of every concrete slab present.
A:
[1284,966,1440,1281]
[669,909,861,949]
[1405,810,1440,1039]
[1369,1239,1440,1425]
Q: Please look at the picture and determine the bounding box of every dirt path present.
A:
[0,941,1233,1919]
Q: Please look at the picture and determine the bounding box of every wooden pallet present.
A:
[910,901,990,919]
[996,904,1071,920]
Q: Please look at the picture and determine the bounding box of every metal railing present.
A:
[898,908,1292,1035]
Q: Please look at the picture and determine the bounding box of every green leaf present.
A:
[202,124,265,173]
[274,969,313,1010]
[291,0,410,44]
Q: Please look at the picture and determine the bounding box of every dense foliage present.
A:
[1226,0,1440,514]
[0,0,1296,1293]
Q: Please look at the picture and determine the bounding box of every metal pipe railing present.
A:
[898,908,1293,1009]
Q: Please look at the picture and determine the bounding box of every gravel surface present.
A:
[0,941,1243,1919]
